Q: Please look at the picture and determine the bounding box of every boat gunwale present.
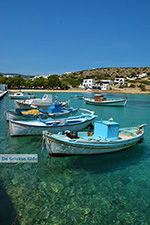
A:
[44,135,143,150]
[6,107,78,118]
[10,115,96,128]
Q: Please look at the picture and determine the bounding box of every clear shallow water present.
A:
[0,92,150,225]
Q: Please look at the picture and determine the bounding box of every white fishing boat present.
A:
[43,120,146,157]
[16,94,68,109]
[9,92,36,99]
[9,114,97,137]
[15,94,53,108]
[84,94,127,106]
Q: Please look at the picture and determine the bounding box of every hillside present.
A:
[62,67,150,80]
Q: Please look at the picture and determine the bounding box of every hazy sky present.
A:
[0,0,150,75]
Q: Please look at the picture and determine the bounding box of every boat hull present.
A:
[6,110,49,121]
[9,115,96,136]
[84,98,127,106]
[44,134,144,156]
[15,100,51,109]
[6,108,78,121]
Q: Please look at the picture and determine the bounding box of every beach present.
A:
[8,87,150,94]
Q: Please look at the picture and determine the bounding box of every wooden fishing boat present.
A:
[43,120,146,157]
[15,94,68,109]
[84,94,127,106]
[6,102,78,121]
[9,92,36,99]
[9,114,97,137]
[15,94,52,108]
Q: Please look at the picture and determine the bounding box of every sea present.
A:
[0,92,150,225]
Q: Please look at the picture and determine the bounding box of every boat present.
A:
[83,94,127,106]
[9,92,36,99]
[6,102,78,121]
[9,113,97,137]
[43,119,146,157]
[15,94,68,109]
[15,94,53,108]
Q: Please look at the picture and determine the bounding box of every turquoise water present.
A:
[0,92,150,225]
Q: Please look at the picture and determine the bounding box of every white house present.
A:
[127,73,148,80]
[127,77,137,80]
[3,74,14,78]
[64,72,72,74]
[32,74,50,80]
[114,78,125,86]
[101,80,113,85]
[80,79,114,90]
[138,73,147,78]
[101,84,109,90]
[81,79,95,89]
[92,82,101,89]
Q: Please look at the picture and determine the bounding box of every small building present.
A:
[114,78,125,86]
[138,73,147,79]
[0,84,8,91]
[92,80,112,90]
[32,74,50,80]
[81,79,95,89]
[127,77,137,80]
[92,82,101,89]
[101,80,113,85]
[3,74,14,78]
[101,83,109,90]
[64,72,72,74]
[127,73,148,80]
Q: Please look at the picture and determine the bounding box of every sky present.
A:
[0,0,150,75]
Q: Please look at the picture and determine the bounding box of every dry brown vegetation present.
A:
[62,67,150,80]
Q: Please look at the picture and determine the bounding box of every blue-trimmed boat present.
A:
[43,120,146,157]
[9,113,97,137]
[6,102,78,121]
[9,92,36,99]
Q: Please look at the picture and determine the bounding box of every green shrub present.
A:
[138,84,146,91]
[129,84,136,88]
[119,84,128,88]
